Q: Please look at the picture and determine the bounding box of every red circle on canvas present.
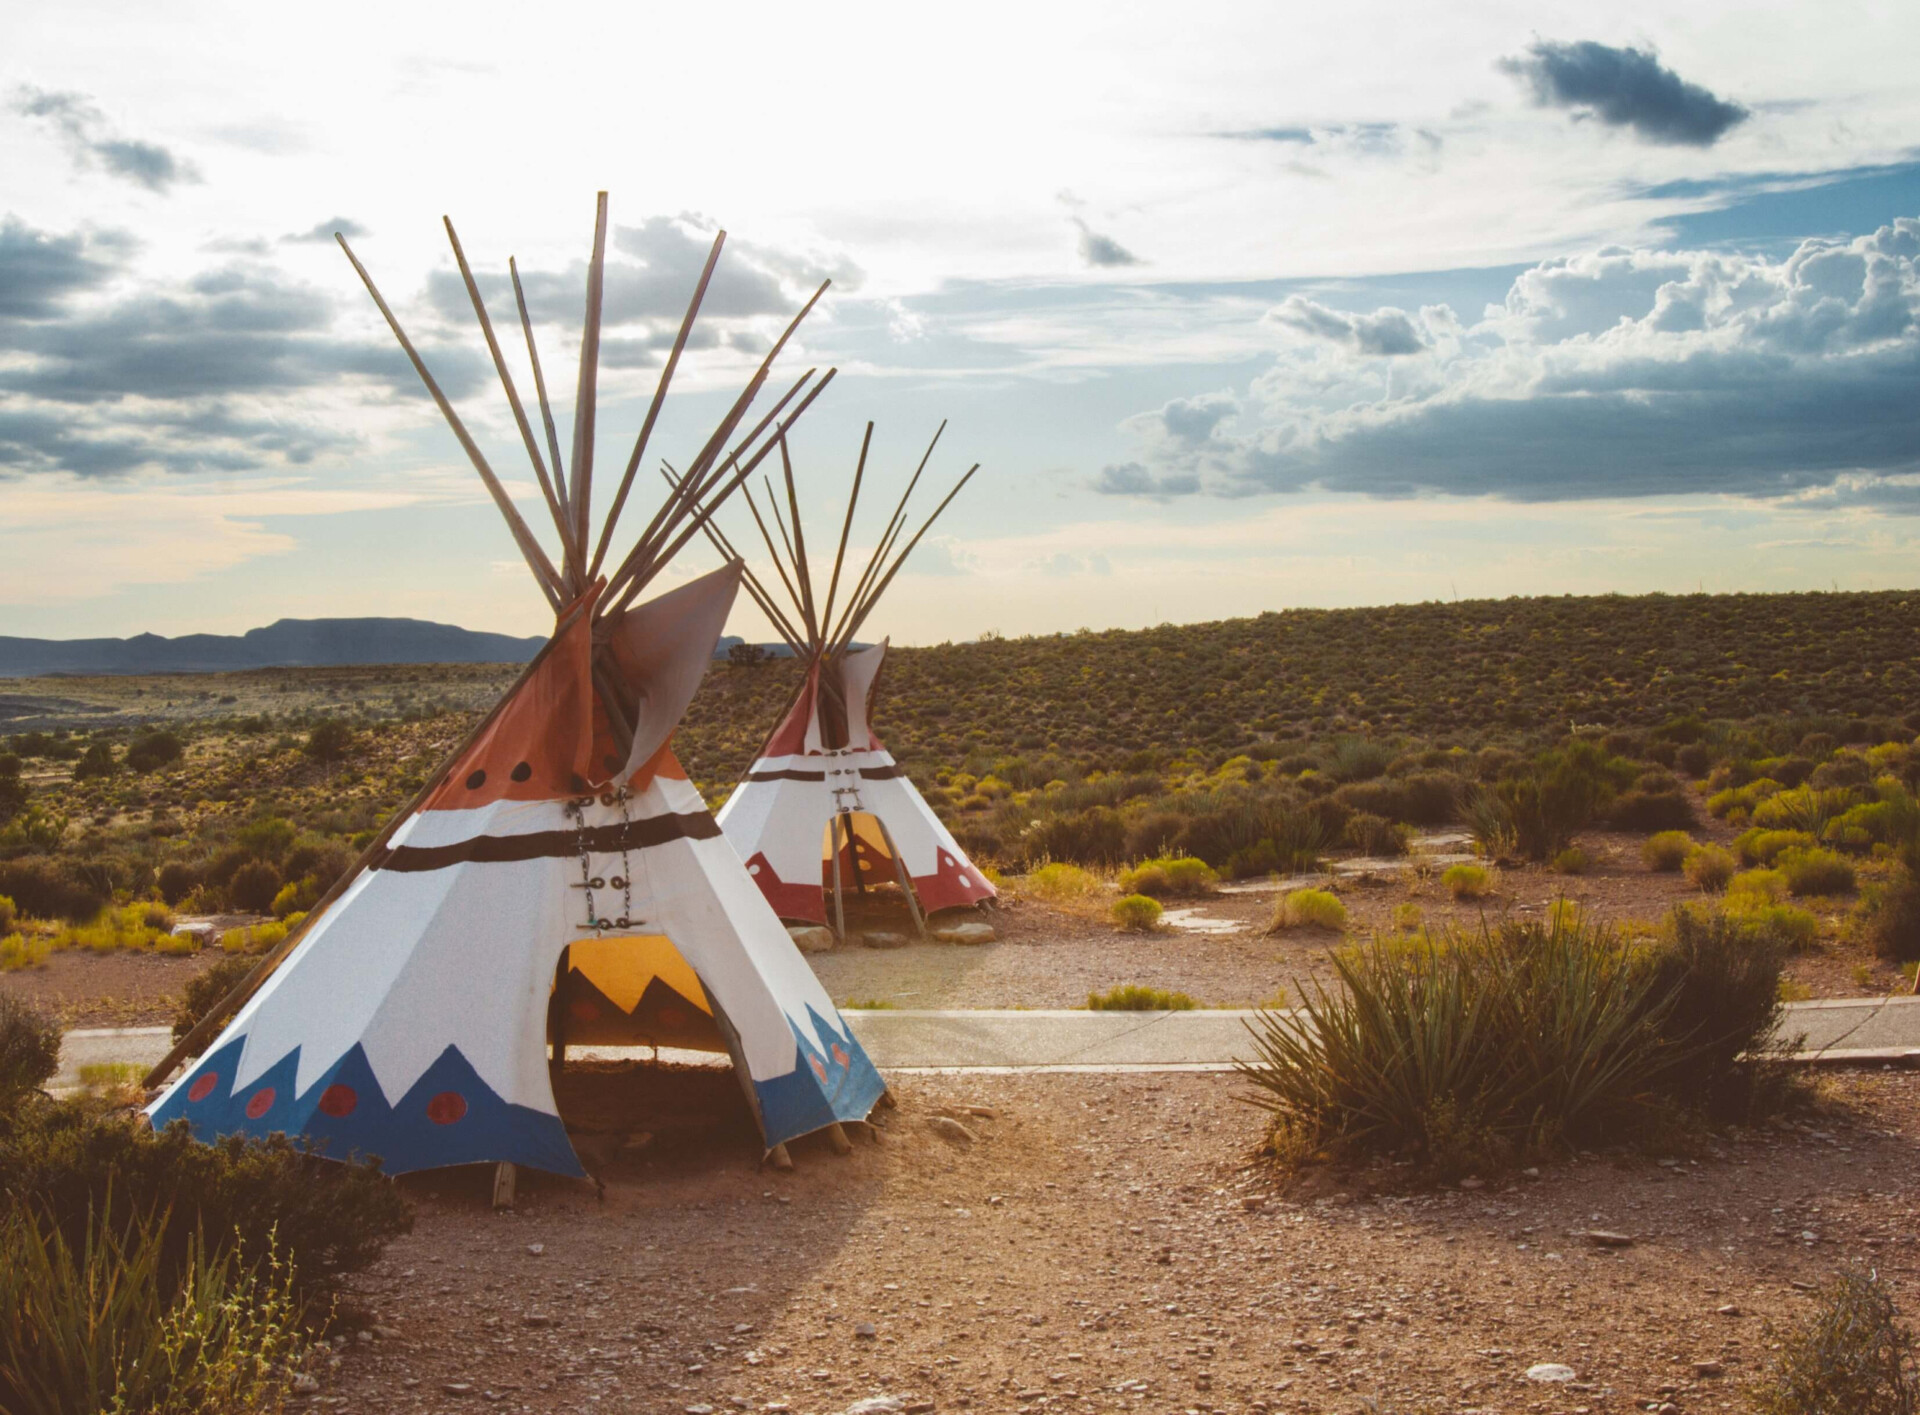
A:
[426,1091,468,1125]
[569,999,601,1021]
[187,1072,218,1102]
[832,1044,850,1068]
[809,1055,828,1082]
[317,1084,358,1117]
[244,1088,275,1119]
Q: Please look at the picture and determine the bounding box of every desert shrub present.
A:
[1270,888,1347,932]
[1329,735,1391,782]
[156,861,201,906]
[233,817,297,863]
[1644,906,1789,1110]
[227,860,283,914]
[1243,908,1789,1177]
[1776,846,1857,897]
[1753,786,1856,836]
[1392,902,1423,932]
[218,918,294,955]
[1494,767,1604,861]
[1117,857,1217,897]
[173,954,258,1042]
[1708,777,1785,822]
[305,719,354,763]
[1334,772,1459,825]
[1675,742,1712,776]
[125,729,185,774]
[0,1106,412,1304]
[1729,867,1789,905]
[1023,807,1127,867]
[0,994,61,1108]
[1086,984,1196,1011]
[0,932,50,971]
[1464,789,1518,859]
[1443,863,1494,900]
[1641,831,1694,871]
[48,902,176,955]
[1608,788,1697,832]
[1550,846,1590,875]
[72,741,117,779]
[0,893,12,936]
[1727,901,1822,952]
[1110,894,1164,932]
[1737,828,1820,866]
[1123,811,1188,860]
[271,876,320,918]
[1683,844,1736,891]
[1021,862,1104,906]
[1750,1270,1917,1415]
[1343,812,1408,857]
[1860,863,1920,964]
[0,1203,312,1415]
[0,857,108,923]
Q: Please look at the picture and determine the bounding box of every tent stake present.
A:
[825,1123,853,1156]
[767,1143,794,1172]
[492,1162,517,1210]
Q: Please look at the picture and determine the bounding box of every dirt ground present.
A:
[314,1066,1920,1415]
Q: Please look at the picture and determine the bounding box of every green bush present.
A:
[1730,867,1789,905]
[1683,844,1736,891]
[1270,888,1347,932]
[125,730,185,774]
[0,995,61,1108]
[1607,788,1697,832]
[72,742,117,780]
[1020,862,1103,905]
[1641,830,1694,871]
[1117,856,1217,897]
[1241,908,1789,1177]
[1644,906,1789,1110]
[1550,846,1590,875]
[1024,807,1127,867]
[156,861,200,906]
[173,954,259,1043]
[0,857,108,923]
[305,719,354,763]
[0,893,12,936]
[1860,862,1920,963]
[1776,846,1857,897]
[1343,811,1408,857]
[1110,894,1164,931]
[1708,776,1785,822]
[227,860,282,914]
[1751,1270,1917,1415]
[1086,984,1197,1011]
[0,931,50,972]
[1443,863,1494,900]
[1753,785,1856,836]
[0,1105,412,1305]
[1737,827,1820,866]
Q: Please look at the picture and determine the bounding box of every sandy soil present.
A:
[315,1066,1920,1415]
[1,946,218,1026]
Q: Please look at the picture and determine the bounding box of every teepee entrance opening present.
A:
[821,809,928,940]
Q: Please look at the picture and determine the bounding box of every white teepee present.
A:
[706,424,997,937]
[146,196,883,1175]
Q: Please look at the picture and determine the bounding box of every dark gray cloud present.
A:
[11,86,202,191]
[1097,219,1920,505]
[424,214,862,334]
[1270,295,1429,355]
[0,221,484,478]
[1498,40,1749,147]
[1072,218,1141,268]
[284,217,367,244]
[0,218,129,318]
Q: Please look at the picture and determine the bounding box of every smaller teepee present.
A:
[710,425,996,939]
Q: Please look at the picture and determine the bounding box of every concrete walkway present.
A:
[53,996,1920,1091]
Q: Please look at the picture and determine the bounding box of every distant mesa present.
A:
[0,618,549,678]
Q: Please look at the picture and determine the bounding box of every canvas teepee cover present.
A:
[146,196,883,1174]
[706,425,996,932]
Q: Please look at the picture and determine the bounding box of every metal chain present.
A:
[566,788,637,931]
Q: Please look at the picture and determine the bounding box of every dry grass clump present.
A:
[1086,984,1197,1011]
[1776,846,1857,897]
[1116,856,1217,897]
[1641,830,1694,871]
[1750,1270,1917,1415]
[1017,862,1105,907]
[1109,894,1165,932]
[1442,863,1495,900]
[1683,844,1736,891]
[1268,888,1347,933]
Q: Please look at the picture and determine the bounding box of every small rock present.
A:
[522,1313,552,1327]
[355,1329,373,1344]
[932,921,996,945]
[788,925,836,954]
[442,1383,475,1396]
[526,1243,545,1256]
[961,1104,997,1119]
[927,1116,978,1146]
[1693,1359,1725,1378]
[1241,1196,1266,1212]
[1457,1177,1485,1191]
[1525,1363,1577,1383]
[373,1325,402,1340]
[1583,1230,1635,1248]
[292,1374,321,1394]
[686,1406,716,1414]
[841,1399,905,1415]
[853,1322,877,1339]
[861,930,910,950]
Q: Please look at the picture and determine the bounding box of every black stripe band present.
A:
[744,768,826,782]
[858,764,905,780]
[374,811,722,873]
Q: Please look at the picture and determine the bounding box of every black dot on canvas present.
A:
[466,769,487,790]
[511,761,532,782]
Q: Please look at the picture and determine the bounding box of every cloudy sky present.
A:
[4,0,1918,644]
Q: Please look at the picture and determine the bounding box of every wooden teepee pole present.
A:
[511,257,573,561]
[336,234,566,613]
[832,462,981,659]
[816,422,873,639]
[568,192,610,569]
[825,421,945,651]
[443,217,577,579]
